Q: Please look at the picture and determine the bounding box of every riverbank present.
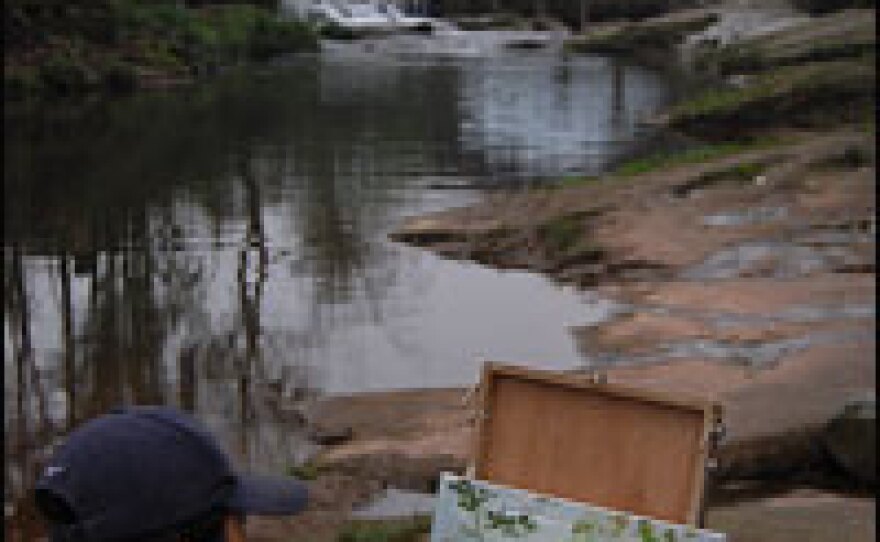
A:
[251,5,875,541]
[3,1,317,99]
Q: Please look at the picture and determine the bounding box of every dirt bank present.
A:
[387,126,875,474]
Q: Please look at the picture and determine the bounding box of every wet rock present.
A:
[319,453,466,493]
[822,394,876,486]
[706,490,876,542]
[350,487,436,520]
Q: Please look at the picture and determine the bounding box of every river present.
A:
[4,35,675,531]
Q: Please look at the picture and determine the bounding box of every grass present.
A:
[694,10,876,77]
[666,58,876,138]
[287,461,324,481]
[550,138,784,191]
[337,517,432,542]
[710,40,876,76]
[713,161,766,180]
[536,214,584,254]
[612,139,778,176]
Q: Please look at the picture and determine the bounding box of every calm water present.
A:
[4,38,674,530]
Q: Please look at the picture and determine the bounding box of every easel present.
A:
[467,362,725,528]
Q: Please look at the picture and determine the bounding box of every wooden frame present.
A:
[472,362,721,526]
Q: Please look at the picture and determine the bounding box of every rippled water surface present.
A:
[4,38,675,527]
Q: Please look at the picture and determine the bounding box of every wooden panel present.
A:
[474,363,716,525]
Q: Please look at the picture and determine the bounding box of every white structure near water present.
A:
[432,473,727,542]
[280,0,431,20]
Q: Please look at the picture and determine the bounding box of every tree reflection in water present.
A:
[4,52,673,535]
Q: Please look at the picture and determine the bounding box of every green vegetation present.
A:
[612,139,779,176]
[319,21,361,40]
[534,212,604,257]
[701,38,876,76]
[694,9,876,77]
[537,215,585,254]
[337,517,432,542]
[552,140,785,193]
[811,144,875,170]
[4,1,317,99]
[565,13,718,55]
[665,159,772,197]
[286,461,324,481]
[675,9,877,140]
[666,59,875,139]
[704,161,766,181]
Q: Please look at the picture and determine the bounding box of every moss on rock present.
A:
[565,12,718,55]
[667,59,876,139]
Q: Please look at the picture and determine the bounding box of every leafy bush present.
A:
[537,214,588,255]
[614,141,769,176]
[286,461,322,480]
[4,1,317,98]
[319,22,360,40]
[101,59,139,93]
[39,54,96,94]
[667,59,876,138]
[694,11,876,76]
[4,65,43,99]
[338,517,433,542]
[248,16,317,59]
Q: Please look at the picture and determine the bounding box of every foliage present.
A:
[812,144,875,170]
[701,161,766,182]
[100,59,139,92]
[4,65,43,99]
[3,0,317,99]
[566,13,718,55]
[666,59,876,138]
[286,461,322,480]
[38,54,98,94]
[693,10,876,77]
[337,517,433,542]
[319,21,360,40]
[613,140,776,176]
[536,214,587,255]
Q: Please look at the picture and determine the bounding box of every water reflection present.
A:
[4,48,671,533]
[457,55,667,179]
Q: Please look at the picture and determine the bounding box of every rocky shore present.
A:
[254,5,877,541]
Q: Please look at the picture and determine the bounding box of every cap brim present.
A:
[229,474,309,516]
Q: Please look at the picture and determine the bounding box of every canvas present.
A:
[473,363,719,525]
[431,473,726,542]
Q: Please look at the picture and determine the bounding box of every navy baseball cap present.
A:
[34,406,308,541]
